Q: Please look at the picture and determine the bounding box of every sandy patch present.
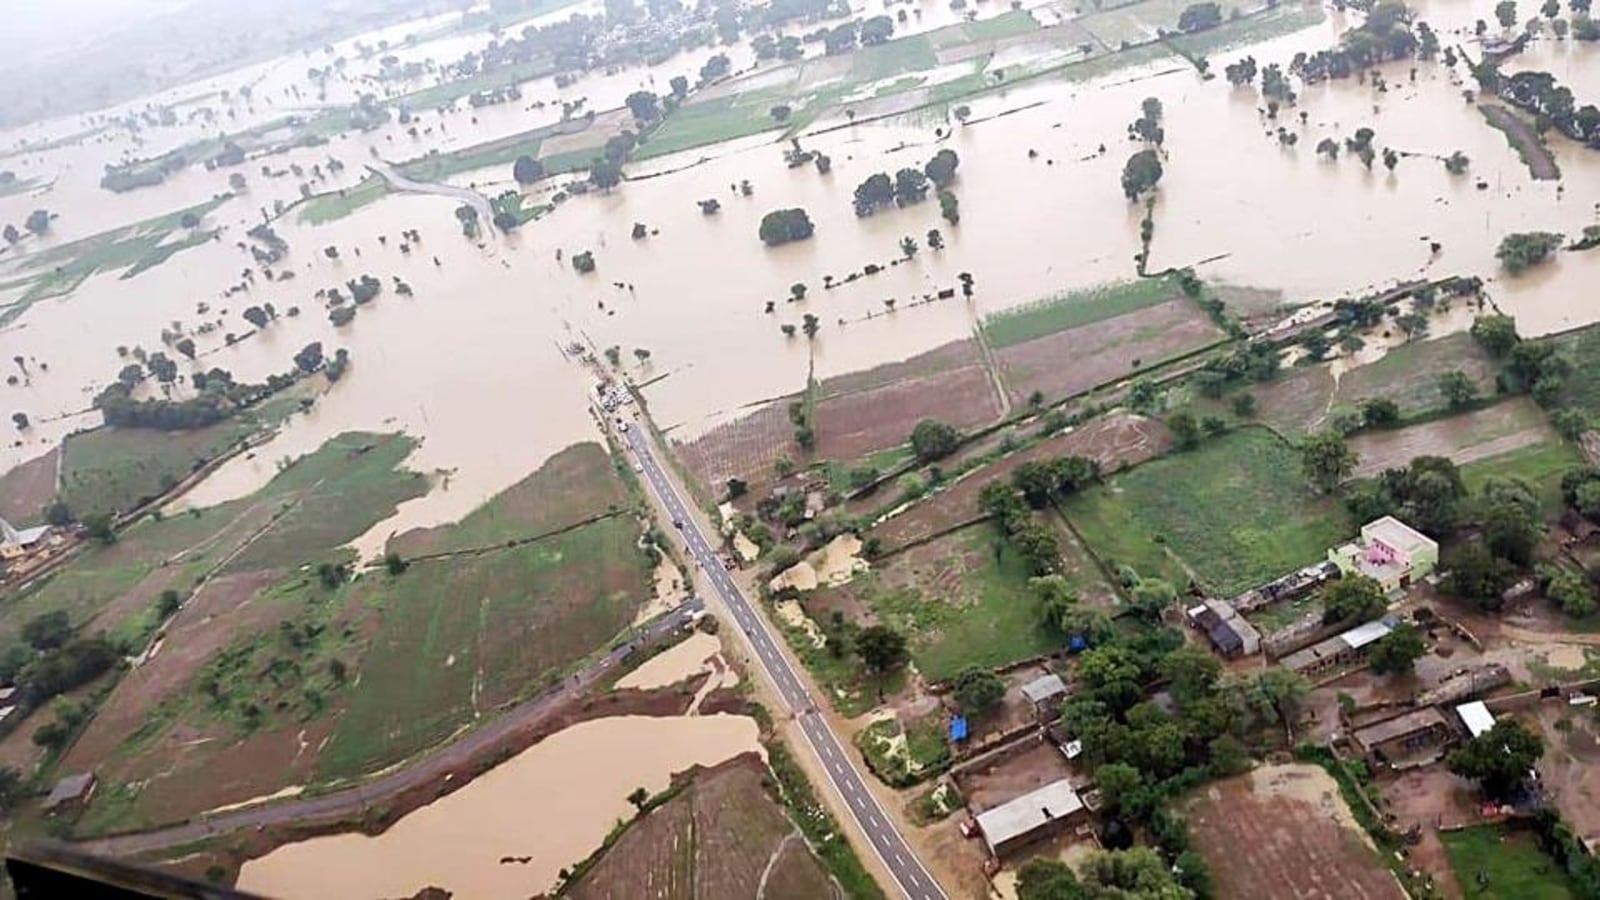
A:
[1247,764,1372,850]
[1544,645,1588,671]
[616,632,721,691]
[769,534,868,593]
[773,599,825,649]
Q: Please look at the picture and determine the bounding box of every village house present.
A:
[1187,598,1261,658]
[1351,707,1456,769]
[1280,616,1398,678]
[973,778,1088,858]
[42,773,96,814]
[0,517,52,563]
[1328,516,1438,594]
[1020,673,1069,720]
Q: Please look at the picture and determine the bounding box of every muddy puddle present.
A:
[235,713,761,899]
[615,631,721,690]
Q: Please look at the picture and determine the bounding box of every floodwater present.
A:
[614,630,721,689]
[235,713,761,899]
[5,0,1600,538]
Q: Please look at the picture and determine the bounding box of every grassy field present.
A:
[1062,427,1350,596]
[633,89,791,161]
[1440,826,1576,899]
[962,10,1042,41]
[317,514,653,778]
[57,390,310,521]
[297,178,389,225]
[2,195,233,325]
[982,277,1183,349]
[1548,322,1600,418]
[1460,439,1585,516]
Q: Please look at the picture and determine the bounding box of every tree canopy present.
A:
[758,208,815,246]
[910,419,960,462]
[1120,150,1163,200]
[1448,718,1543,800]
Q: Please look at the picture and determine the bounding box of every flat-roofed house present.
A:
[1328,516,1438,594]
[1352,708,1456,769]
[1280,616,1397,678]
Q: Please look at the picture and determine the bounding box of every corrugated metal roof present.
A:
[1020,673,1067,704]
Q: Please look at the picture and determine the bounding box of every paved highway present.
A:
[620,425,947,900]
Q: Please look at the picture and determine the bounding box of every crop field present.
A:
[871,411,1171,548]
[1253,332,1500,437]
[0,446,58,524]
[814,340,1002,464]
[57,385,313,521]
[1183,765,1404,900]
[996,298,1224,406]
[567,755,837,900]
[1346,397,1560,479]
[389,441,629,558]
[296,178,389,225]
[1548,321,1600,418]
[317,512,652,778]
[982,278,1183,350]
[674,399,804,498]
[1061,427,1349,596]
[1440,826,1576,899]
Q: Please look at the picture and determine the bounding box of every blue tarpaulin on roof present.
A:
[950,716,969,742]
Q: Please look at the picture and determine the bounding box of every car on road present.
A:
[633,462,643,472]
[672,518,683,529]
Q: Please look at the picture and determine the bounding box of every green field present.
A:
[1548,323,1600,418]
[2,194,233,325]
[983,277,1182,349]
[633,89,791,162]
[57,389,309,521]
[1460,439,1585,516]
[1062,427,1351,596]
[317,514,653,779]
[1440,826,1576,899]
[297,178,390,225]
[962,10,1042,41]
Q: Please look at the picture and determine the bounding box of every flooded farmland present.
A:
[236,713,762,899]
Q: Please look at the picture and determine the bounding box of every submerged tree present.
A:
[1120,150,1163,200]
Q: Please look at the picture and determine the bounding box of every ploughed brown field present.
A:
[567,753,837,900]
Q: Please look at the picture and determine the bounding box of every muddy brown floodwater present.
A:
[235,713,761,899]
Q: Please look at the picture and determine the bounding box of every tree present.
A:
[1471,314,1519,358]
[860,14,895,45]
[1232,392,1257,418]
[180,212,201,229]
[924,149,960,188]
[513,155,545,185]
[1481,478,1541,566]
[11,412,28,430]
[24,209,50,235]
[1078,847,1193,896]
[855,625,908,673]
[1361,397,1400,429]
[1094,762,1146,817]
[1167,412,1201,450]
[669,75,689,99]
[1120,150,1163,200]
[726,478,748,499]
[927,228,944,250]
[853,173,895,216]
[589,158,623,191]
[243,306,270,329]
[1439,370,1477,408]
[1247,667,1309,726]
[1496,231,1564,274]
[1544,565,1596,616]
[1495,0,1519,27]
[893,167,929,206]
[384,552,409,576]
[573,251,597,273]
[1322,575,1387,625]
[1442,544,1518,610]
[627,786,650,811]
[770,104,792,123]
[938,189,960,226]
[21,611,71,652]
[1178,1,1224,32]
[910,419,960,462]
[625,91,660,123]
[1302,430,1356,492]
[1160,645,1222,704]
[293,342,325,374]
[1016,859,1082,900]
[1368,624,1426,675]
[158,589,182,617]
[758,208,815,246]
[1449,718,1543,800]
[174,337,197,361]
[953,667,1005,715]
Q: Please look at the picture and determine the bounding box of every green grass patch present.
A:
[983,277,1181,349]
[1,194,232,326]
[854,715,951,787]
[1165,2,1326,58]
[399,134,543,184]
[123,228,219,279]
[297,178,389,225]
[1460,439,1584,517]
[1063,427,1350,596]
[848,524,1063,682]
[491,191,551,226]
[851,36,939,83]
[0,175,42,198]
[1441,826,1578,899]
[392,57,553,112]
[963,10,1042,41]
[317,515,653,779]
[1547,322,1600,418]
[634,89,791,161]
